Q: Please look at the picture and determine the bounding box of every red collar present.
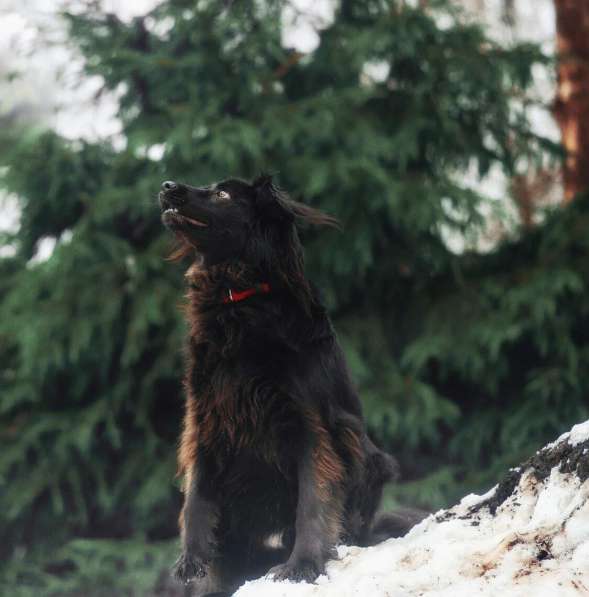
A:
[223,282,271,304]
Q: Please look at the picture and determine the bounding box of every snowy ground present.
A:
[235,421,589,597]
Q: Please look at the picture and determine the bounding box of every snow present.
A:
[568,421,589,447]
[545,420,589,450]
[545,430,572,450]
[235,421,589,597]
[457,484,498,509]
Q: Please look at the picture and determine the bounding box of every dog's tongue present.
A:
[182,215,207,227]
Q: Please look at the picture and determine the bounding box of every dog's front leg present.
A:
[269,422,344,583]
[173,461,218,585]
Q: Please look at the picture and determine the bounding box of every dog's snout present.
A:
[160,180,188,206]
[161,180,178,192]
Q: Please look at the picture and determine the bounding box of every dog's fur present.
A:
[160,176,422,596]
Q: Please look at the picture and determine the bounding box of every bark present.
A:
[511,168,559,228]
[501,0,516,27]
[553,0,589,201]
[511,174,535,229]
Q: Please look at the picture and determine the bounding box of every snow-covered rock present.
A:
[235,421,589,597]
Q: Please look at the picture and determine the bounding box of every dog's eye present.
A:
[215,190,231,200]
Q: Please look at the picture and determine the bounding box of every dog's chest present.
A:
[194,364,300,468]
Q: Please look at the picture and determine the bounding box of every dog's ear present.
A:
[252,174,295,224]
[253,173,341,230]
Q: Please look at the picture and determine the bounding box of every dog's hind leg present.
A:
[351,441,428,546]
[369,507,429,544]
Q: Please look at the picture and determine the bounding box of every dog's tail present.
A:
[368,507,429,545]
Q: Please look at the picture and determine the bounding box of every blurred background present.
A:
[2,0,589,594]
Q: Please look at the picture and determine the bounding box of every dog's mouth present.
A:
[160,191,209,228]
[162,206,208,228]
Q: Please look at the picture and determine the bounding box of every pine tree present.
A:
[1,1,578,594]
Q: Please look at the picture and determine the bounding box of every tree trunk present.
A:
[502,0,516,27]
[553,0,589,201]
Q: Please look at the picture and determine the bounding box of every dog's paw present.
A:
[267,559,323,583]
[172,552,208,584]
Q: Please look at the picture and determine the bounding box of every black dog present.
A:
[160,176,421,596]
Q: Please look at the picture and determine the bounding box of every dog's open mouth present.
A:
[162,207,207,227]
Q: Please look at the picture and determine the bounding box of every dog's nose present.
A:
[161,180,178,192]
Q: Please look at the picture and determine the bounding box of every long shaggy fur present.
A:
[159,176,423,596]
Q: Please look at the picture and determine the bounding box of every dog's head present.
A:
[159,175,339,268]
